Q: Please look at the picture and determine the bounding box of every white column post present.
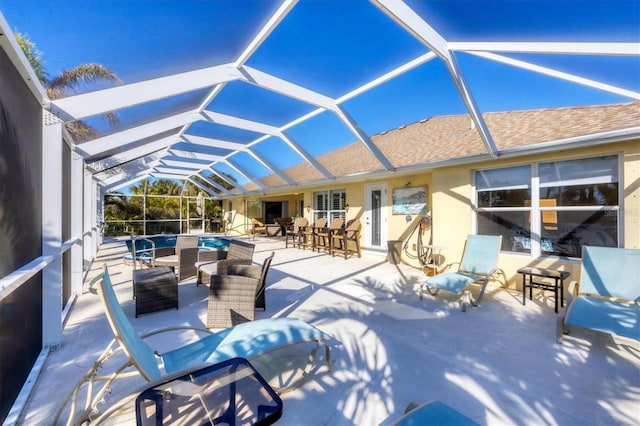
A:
[91,179,98,257]
[97,185,105,246]
[42,112,63,349]
[83,169,94,266]
[187,198,190,234]
[70,151,84,295]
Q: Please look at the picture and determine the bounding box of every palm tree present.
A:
[15,32,47,84]
[48,64,121,141]
[16,32,121,141]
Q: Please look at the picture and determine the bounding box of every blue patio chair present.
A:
[56,264,332,425]
[393,400,479,426]
[420,234,502,311]
[557,246,640,344]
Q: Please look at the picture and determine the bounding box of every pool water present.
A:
[197,236,231,250]
[123,235,230,264]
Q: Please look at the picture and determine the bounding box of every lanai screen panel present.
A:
[0,48,44,422]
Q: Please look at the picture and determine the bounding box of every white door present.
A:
[364,183,387,253]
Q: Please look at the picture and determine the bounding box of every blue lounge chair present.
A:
[393,400,479,426]
[56,264,332,425]
[420,235,502,311]
[558,246,640,343]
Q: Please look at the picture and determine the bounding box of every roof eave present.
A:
[498,126,640,158]
[226,126,640,199]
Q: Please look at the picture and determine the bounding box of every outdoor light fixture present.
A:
[344,204,350,213]
[306,204,311,213]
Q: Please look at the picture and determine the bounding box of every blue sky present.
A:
[1,0,638,189]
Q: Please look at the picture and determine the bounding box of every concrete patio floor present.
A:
[19,236,640,425]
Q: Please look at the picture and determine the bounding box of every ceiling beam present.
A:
[50,63,242,121]
[337,52,437,104]
[88,151,165,176]
[170,149,227,163]
[225,159,268,190]
[446,53,499,157]
[76,110,200,158]
[207,167,242,192]
[245,149,295,186]
[374,0,451,61]
[99,168,150,187]
[153,166,194,176]
[182,134,249,151]
[468,51,640,100]
[186,177,218,197]
[375,0,498,157]
[449,42,640,56]
[160,159,210,169]
[334,106,395,171]
[104,174,149,192]
[279,132,334,180]
[174,0,295,156]
[149,172,190,180]
[86,134,178,172]
[193,174,233,196]
[240,65,336,110]
[234,0,298,67]
[200,110,336,180]
[202,110,280,135]
[94,161,152,183]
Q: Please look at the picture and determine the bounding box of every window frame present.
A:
[313,189,347,223]
[473,154,621,259]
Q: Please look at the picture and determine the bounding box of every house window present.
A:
[475,155,619,258]
[313,189,346,223]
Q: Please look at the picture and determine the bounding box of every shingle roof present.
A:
[262,101,640,189]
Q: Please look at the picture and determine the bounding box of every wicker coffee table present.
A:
[133,267,179,317]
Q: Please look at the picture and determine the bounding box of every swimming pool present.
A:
[123,235,230,265]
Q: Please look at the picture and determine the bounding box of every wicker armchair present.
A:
[207,252,275,328]
[196,239,255,286]
[153,235,200,281]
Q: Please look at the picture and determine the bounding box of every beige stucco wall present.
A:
[296,176,433,263]
[222,138,639,293]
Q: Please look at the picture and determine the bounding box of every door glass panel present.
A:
[371,189,381,246]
